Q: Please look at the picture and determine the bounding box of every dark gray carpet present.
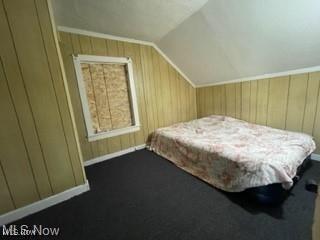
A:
[6,150,320,240]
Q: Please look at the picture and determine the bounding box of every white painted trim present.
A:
[135,144,147,150]
[126,57,142,126]
[58,26,320,89]
[58,26,152,46]
[196,65,320,88]
[57,26,320,88]
[73,55,95,135]
[47,0,87,180]
[84,144,146,167]
[58,27,320,89]
[0,181,90,226]
[73,54,140,141]
[57,26,196,88]
[152,45,195,87]
[75,54,130,64]
[311,153,320,162]
[88,125,140,142]
[47,1,87,181]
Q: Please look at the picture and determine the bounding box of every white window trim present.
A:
[73,54,140,142]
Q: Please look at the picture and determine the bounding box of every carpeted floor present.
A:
[7,149,320,240]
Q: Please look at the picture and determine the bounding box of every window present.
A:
[73,54,140,142]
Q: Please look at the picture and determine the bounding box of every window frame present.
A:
[73,54,140,142]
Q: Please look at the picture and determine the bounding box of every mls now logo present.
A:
[2,225,19,236]
[2,225,60,236]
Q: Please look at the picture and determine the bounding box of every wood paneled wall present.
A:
[0,0,85,214]
[59,32,197,161]
[197,72,320,153]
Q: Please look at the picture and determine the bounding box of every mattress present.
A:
[149,115,316,192]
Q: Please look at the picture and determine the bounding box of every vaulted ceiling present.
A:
[52,0,320,86]
[52,0,207,42]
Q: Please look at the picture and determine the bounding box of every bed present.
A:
[149,115,316,202]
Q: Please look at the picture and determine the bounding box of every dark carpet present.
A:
[8,150,320,240]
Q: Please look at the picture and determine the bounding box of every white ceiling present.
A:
[52,0,208,42]
[53,0,320,86]
[158,0,320,85]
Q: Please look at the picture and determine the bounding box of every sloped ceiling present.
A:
[52,0,320,86]
[52,0,208,42]
[158,0,320,85]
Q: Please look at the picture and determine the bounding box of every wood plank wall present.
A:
[59,32,197,162]
[0,0,85,215]
[196,72,320,153]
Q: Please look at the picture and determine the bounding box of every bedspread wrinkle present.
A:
[149,115,316,192]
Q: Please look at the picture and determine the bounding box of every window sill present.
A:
[87,125,140,142]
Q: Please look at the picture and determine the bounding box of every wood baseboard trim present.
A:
[0,180,90,226]
[84,144,147,167]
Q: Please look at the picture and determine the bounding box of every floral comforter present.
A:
[149,115,316,192]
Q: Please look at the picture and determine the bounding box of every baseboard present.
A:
[135,144,147,150]
[0,180,90,226]
[0,144,147,225]
[84,144,147,167]
[311,153,320,162]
